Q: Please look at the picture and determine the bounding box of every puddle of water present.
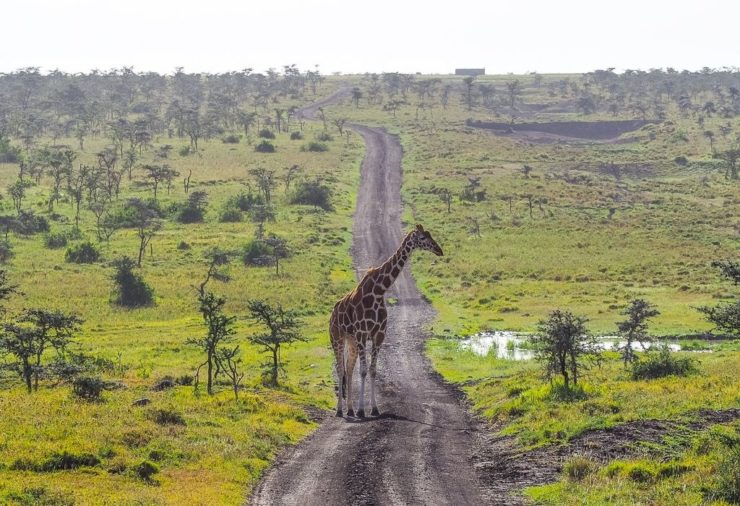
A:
[460,332,694,360]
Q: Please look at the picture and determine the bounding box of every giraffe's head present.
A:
[409,224,444,256]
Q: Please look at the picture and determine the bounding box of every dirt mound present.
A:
[467,118,656,140]
[475,408,740,505]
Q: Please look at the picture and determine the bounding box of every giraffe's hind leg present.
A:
[344,340,358,418]
[356,338,367,418]
[330,322,344,416]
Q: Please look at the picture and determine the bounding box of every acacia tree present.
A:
[532,310,598,390]
[1,309,82,393]
[462,76,476,111]
[714,148,739,180]
[616,299,660,366]
[699,260,740,336]
[189,251,234,395]
[247,300,306,387]
[125,198,161,266]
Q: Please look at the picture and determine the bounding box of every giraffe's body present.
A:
[330,225,443,417]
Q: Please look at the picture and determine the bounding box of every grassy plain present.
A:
[322,74,740,504]
[0,85,365,504]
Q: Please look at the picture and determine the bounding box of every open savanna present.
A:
[0,97,365,503]
[322,72,739,503]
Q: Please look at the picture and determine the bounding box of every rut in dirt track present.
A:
[249,90,486,505]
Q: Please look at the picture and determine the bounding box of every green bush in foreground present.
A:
[631,346,696,380]
[65,241,100,263]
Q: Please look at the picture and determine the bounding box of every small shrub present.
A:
[713,445,740,503]
[255,140,276,153]
[625,463,655,483]
[175,374,194,386]
[44,231,68,249]
[315,131,333,141]
[258,129,275,139]
[12,451,101,472]
[152,376,175,391]
[13,211,50,235]
[656,462,693,479]
[548,382,588,402]
[177,241,191,250]
[176,206,204,223]
[222,134,240,144]
[563,456,595,481]
[178,146,192,156]
[132,460,159,482]
[303,141,328,152]
[219,208,243,223]
[631,346,696,380]
[0,240,13,263]
[8,486,75,506]
[111,256,154,308]
[674,155,689,166]
[250,204,275,223]
[65,241,100,263]
[242,239,273,266]
[72,376,107,401]
[290,131,303,140]
[290,180,333,211]
[147,408,186,426]
[230,191,263,212]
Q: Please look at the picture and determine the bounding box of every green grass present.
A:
[0,85,365,504]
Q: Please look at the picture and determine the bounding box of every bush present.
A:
[65,241,100,263]
[242,239,273,266]
[13,211,50,235]
[625,463,655,483]
[12,451,101,472]
[315,131,333,141]
[258,129,275,139]
[255,140,276,153]
[111,256,154,308]
[290,180,333,211]
[7,486,75,506]
[177,241,191,250]
[44,231,68,249]
[178,146,192,156]
[250,204,275,223]
[132,460,159,481]
[176,206,204,223]
[0,137,21,164]
[563,456,595,481]
[219,207,243,223]
[0,240,13,263]
[175,374,194,386]
[303,141,328,152]
[222,134,240,144]
[72,376,107,401]
[290,131,303,140]
[713,445,740,503]
[631,346,696,380]
[674,155,689,166]
[146,408,186,426]
[230,191,263,212]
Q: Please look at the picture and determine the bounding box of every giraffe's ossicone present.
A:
[329,224,443,418]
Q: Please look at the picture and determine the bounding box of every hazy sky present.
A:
[1,0,737,75]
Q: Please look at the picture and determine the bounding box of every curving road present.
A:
[250,89,486,506]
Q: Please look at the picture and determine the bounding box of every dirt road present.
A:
[250,90,486,505]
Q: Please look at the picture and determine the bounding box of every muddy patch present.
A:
[474,408,740,505]
[467,118,656,141]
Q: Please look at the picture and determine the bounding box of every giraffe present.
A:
[330,224,444,417]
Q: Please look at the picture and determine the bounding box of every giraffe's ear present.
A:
[415,224,424,232]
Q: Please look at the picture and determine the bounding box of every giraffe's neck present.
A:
[377,234,414,292]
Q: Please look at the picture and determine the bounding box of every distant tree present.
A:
[532,310,598,390]
[616,299,660,366]
[462,76,476,111]
[439,188,452,213]
[1,309,82,393]
[351,87,363,108]
[714,148,740,180]
[333,117,348,136]
[383,99,406,117]
[576,95,597,115]
[111,256,154,308]
[505,80,523,109]
[124,198,161,266]
[521,165,533,178]
[698,260,740,336]
[703,130,716,153]
[249,167,276,204]
[8,179,31,215]
[264,235,289,275]
[142,164,178,200]
[216,344,244,401]
[282,164,301,192]
[247,300,306,387]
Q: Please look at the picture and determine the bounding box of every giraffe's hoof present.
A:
[346,408,355,418]
[335,409,343,417]
[371,407,380,417]
[356,409,365,418]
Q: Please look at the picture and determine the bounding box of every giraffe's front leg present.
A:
[357,342,367,418]
[369,334,383,416]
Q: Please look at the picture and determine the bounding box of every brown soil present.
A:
[475,408,740,505]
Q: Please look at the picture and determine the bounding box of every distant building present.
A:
[455,68,485,76]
